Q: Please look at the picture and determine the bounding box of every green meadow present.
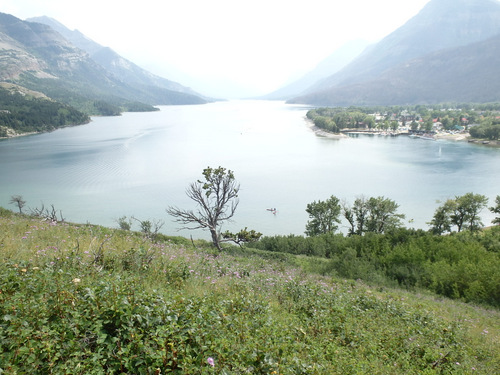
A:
[1,207,499,374]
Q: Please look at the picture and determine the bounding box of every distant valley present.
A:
[2,0,500,138]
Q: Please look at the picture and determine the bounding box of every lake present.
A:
[1,100,500,239]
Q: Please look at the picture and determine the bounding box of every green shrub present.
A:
[1,210,499,373]
[256,228,500,306]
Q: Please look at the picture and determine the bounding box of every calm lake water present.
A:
[1,100,500,238]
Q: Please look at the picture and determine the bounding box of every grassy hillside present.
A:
[1,207,499,374]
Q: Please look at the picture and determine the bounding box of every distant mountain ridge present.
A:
[291,33,500,106]
[0,12,208,115]
[261,39,371,100]
[289,0,500,106]
[27,16,206,100]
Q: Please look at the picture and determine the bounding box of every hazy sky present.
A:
[3,0,431,98]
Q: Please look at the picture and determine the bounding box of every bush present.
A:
[1,213,499,373]
[256,229,500,306]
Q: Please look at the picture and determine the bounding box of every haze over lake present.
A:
[1,100,500,238]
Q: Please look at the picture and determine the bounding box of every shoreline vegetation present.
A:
[0,120,92,140]
[306,103,500,146]
[309,121,500,146]
[1,207,499,373]
[2,101,500,145]
[0,123,89,140]
[308,120,474,142]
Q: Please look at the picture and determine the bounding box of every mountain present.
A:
[0,13,207,115]
[27,16,207,100]
[290,0,500,106]
[261,39,370,100]
[291,34,500,106]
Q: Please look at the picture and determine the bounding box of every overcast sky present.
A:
[3,0,431,98]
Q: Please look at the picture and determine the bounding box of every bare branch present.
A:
[166,166,240,250]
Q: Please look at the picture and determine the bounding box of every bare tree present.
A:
[29,203,65,222]
[9,195,26,214]
[167,167,239,251]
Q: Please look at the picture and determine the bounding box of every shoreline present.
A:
[305,119,498,145]
[0,128,39,140]
[306,119,349,139]
[434,132,469,141]
[0,119,93,140]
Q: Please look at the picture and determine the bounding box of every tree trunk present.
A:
[210,228,221,251]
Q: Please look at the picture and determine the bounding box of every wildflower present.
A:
[207,357,215,367]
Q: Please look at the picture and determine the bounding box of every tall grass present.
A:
[1,210,499,374]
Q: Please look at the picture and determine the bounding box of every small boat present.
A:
[418,134,435,140]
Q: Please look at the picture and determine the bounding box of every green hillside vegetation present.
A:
[16,72,161,116]
[254,227,500,306]
[1,206,499,374]
[0,85,89,137]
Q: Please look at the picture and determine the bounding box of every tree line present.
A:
[249,192,500,306]
[307,103,500,140]
[303,193,498,238]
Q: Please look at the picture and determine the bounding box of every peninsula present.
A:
[306,103,500,144]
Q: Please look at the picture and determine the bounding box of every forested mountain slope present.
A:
[0,12,207,117]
